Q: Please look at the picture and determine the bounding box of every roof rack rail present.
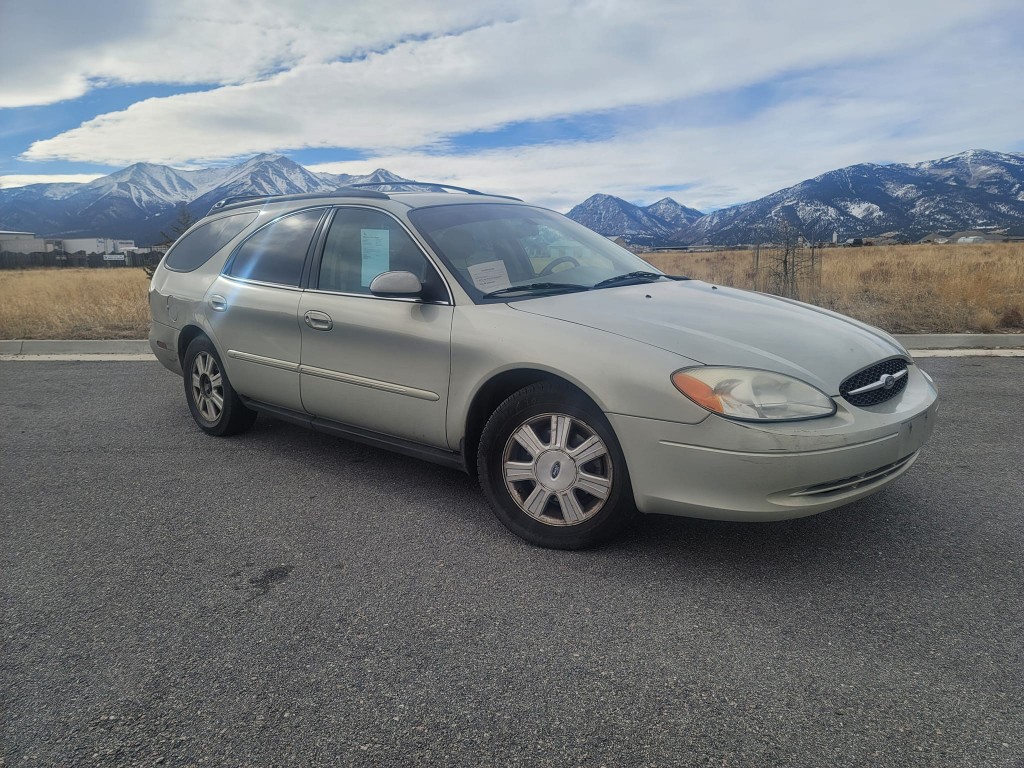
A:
[208,194,265,212]
[348,181,522,201]
[206,188,390,216]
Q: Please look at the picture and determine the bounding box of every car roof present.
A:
[206,187,524,217]
[386,192,523,208]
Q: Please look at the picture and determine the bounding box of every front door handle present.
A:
[304,310,333,331]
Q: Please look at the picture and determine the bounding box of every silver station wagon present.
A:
[149,184,938,549]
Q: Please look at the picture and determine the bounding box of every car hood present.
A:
[509,280,907,394]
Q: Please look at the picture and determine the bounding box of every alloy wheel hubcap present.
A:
[502,413,613,526]
[191,352,224,423]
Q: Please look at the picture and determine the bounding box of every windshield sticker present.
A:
[467,260,512,292]
[360,229,390,286]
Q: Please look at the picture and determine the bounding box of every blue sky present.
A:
[1,0,1022,211]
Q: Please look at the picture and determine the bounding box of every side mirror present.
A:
[369,270,423,298]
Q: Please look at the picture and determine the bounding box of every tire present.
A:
[183,336,257,436]
[477,381,636,549]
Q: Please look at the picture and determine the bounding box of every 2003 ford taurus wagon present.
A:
[149,183,938,549]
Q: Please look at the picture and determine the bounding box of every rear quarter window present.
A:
[164,212,257,272]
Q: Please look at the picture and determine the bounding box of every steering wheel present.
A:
[538,256,580,277]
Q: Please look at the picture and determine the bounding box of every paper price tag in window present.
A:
[467,260,512,292]
[361,229,390,286]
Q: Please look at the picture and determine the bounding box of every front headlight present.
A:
[671,367,836,422]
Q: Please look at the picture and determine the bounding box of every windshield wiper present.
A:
[593,271,667,289]
[482,282,592,299]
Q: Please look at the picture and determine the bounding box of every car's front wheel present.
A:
[183,336,256,436]
[477,381,635,549]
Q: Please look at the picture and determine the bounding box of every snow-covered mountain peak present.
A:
[0,154,413,242]
[567,193,705,242]
[567,150,1024,246]
[3,149,1023,247]
[239,152,290,166]
[362,168,407,182]
[643,197,704,227]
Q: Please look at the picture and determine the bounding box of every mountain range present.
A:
[569,149,1024,245]
[1,149,1022,246]
[0,154,413,244]
[565,194,703,247]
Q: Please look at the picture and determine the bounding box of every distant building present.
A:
[0,231,53,254]
[949,230,1004,244]
[60,237,135,255]
[61,237,106,255]
[604,235,630,248]
[550,238,587,260]
[2,233,139,256]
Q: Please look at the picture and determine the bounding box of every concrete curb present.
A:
[0,340,152,355]
[893,334,1024,349]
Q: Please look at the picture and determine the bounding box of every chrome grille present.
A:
[840,358,909,407]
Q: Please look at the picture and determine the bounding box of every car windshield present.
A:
[408,203,665,302]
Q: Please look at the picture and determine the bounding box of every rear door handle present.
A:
[209,294,227,312]
[304,310,333,331]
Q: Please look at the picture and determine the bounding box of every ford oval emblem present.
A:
[551,461,561,479]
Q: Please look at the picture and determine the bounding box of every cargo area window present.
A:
[164,212,257,272]
[225,208,325,286]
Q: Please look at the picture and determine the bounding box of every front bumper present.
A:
[609,366,938,521]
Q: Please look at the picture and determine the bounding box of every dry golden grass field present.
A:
[0,242,1022,339]
[0,268,151,339]
[645,241,1024,333]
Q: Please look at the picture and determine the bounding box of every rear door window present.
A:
[164,212,257,272]
[226,208,326,286]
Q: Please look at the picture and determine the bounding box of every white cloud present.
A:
[0,0,514,108]
[5,0,1023,208]
[21,0,1016,165]
[0,174,105,189]
[308,32,1024,213]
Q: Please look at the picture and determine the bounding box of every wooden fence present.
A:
[0,251,159,270]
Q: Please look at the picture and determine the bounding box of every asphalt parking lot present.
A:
[1,357,1022,767]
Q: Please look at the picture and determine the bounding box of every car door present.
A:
[206,207,327,412]
[298,206,454,448]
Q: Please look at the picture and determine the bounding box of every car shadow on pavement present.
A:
[236,413,937,586]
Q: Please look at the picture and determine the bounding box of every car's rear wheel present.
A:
[477,381,635,549]
[183,336,256,436]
